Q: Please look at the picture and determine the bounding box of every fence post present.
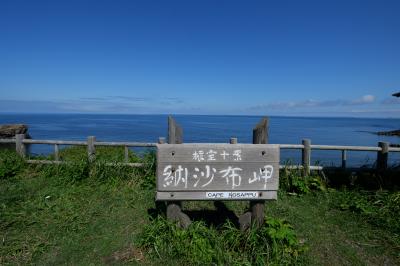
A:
[15,134,26,158]
[158,137,166,144]
[251,117,268,229]
[166,116,191,228]
[302,139,311,176]
[54,144,60,161]
[87,136,96,162]
[168,116,183,144]
[377,141,389,171]
[124,146,129,163]
[341,150,346,169]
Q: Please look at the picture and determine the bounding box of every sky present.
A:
[1,0,400,117]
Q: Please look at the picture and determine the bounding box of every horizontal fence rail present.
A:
[275,144,400,152]
[94,141,157,147]
[0,135,399,172]
[279,144,383,151]
[23,139,88,145]
[1,134,157,167]
[21,139,157,147]
[0,139,16,144]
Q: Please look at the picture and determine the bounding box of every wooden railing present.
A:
[1,134,399,172]
[279,140,397,173]
[2,134,157,167]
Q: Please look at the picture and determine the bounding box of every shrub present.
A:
[279,166,326,195]
[136,216,307,265]
[0,149,26,179]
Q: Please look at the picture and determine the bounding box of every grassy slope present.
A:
[1,148,399,265]
[1,169,152,265]
[268,192,399,265]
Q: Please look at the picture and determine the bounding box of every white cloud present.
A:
[350,94,375,105]
[248,95,377,111]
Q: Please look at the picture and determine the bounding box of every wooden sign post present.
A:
[251,117,269,228]
[165,116,191,228]
[157,143,279,199]
[157,117,279,229]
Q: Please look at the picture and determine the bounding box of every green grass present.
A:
[1,148,399,265]
[268,191,400,265]
[136,215,307,265]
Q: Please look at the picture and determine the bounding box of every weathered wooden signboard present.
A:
[156,144,280,201]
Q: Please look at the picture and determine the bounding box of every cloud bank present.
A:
[248,94,377,111]
[0,96,187,114]
[1,94,400,117]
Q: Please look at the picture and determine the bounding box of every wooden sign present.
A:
[156,144,280,201]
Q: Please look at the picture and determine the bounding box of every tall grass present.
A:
[0,149,26,180]
[0,147,155,265]
[136,215,307,265]
[31,146,157,188]
[2,147,400,264]
[279,164,326,195]
[330,189,400,245]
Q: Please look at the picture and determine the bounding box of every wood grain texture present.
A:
[15,134,26,158]
[87,136,96,162]
[251,117,269,229]
[341,150,347,169]
[377,141,389,171]
[157,144,280,163]
[54,144,60,161]
[157,162,279,191]
[239,211,252,231]
[157,144,279,193]
[166,116,188,225]
[168,116,183,144]
[253,117,268,144]
[166,202,191,228]
[124,146,129,163]
[302,139,311,176]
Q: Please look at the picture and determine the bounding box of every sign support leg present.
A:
[239,117,268,230]
[166,116,192,228]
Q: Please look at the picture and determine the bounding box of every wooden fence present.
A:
[1,134,399,173]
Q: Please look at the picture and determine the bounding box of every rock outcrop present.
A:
[0,124,31,139]
[0,124,31,150]
[377,130,400,137]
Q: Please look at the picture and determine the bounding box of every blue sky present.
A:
[1,0,400,117]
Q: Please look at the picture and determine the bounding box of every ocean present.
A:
[1,114,400,167]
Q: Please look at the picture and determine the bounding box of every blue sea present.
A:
[1,114,400,167]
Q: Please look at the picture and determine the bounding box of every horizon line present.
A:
[1,112,400,120]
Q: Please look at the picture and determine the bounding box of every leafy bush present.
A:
[279,166,326,195]
[136,216,307,265]
[0,149,26,179]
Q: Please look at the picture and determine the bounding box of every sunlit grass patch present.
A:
[136,215,308,265]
